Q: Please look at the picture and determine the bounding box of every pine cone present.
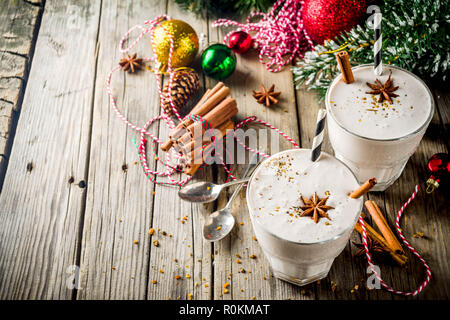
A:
[162,69,200,116]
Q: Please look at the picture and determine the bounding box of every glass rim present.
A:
[325,64,435,142]
[246,148,364,246]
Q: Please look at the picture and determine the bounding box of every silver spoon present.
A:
[202,154,261,241]
[178,177,250,203]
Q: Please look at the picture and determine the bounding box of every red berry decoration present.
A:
[426,153,449,193]
[227,31,252,54]
[302,0,367,44]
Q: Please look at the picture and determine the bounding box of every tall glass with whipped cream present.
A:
[246,149,363,286]
[326,64,434,191]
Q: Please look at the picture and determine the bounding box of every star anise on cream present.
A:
[300,193,334,223]
[352,237,387,258]
[119,53,143,73]
[366,71,399,104]
[253,84,281,107]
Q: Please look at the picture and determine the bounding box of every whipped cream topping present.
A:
[328,65,432,140]
[247,149,362,243]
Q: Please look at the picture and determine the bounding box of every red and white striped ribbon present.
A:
[359,185,432,296]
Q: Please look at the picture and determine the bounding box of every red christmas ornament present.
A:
[302,0,367,44]
[425,153,449,193]
[227,31,252,54]
[426,153,449,193]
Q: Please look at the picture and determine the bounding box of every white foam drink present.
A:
[246,149,362,286]
[326,64,434,191]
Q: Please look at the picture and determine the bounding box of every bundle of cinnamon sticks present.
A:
[348,179,407,266]
[161,82,238,176]
[355,200,408,266]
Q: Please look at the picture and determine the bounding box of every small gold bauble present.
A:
[152,20,199,71]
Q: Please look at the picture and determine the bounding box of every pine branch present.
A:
[293,0,450,101]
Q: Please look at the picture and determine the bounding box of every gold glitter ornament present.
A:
[152,20,199,71]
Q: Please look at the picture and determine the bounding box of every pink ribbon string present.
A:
[212,0,314,72]
[359,185,432,296]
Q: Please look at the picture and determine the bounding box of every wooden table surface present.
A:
[0,0,448,300]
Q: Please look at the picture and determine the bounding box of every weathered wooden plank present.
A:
[0,0,101,299]
[0,0,41,182]
[208,24,319,299]
[0,99,14,159]
[76,0,166,300]
[0,51,27,81]
[0,76,23,110]
[0,52,25,164]
[147,1,214,301]
[295,88,332,153]
[433,87,450,144]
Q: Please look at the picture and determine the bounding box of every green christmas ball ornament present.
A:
[201,44,236,80]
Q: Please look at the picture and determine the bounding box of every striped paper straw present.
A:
[311,109,326,162]
[374,12,382,75]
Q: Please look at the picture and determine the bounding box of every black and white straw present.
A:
[311,109,326,162]
[374,12,382,76]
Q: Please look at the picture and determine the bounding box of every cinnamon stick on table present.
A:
[365,200,405,255]
[354,221,407,266]
[349,178,377,199]
[336,51,355,84]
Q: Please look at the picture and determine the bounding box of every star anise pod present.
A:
[352,237,388,258]
[119,53,143,73]
[366,71,399,104]
[300,193,334,223]
[253,84,281,107]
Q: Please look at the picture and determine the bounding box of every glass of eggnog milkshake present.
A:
[246,149,363,286]
[326,64,434,191]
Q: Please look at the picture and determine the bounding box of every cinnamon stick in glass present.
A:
[365,200,405,255]
[349,178,377,199]
[336,51,354,84]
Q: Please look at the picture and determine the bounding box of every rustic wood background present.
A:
[0,0,448,300]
